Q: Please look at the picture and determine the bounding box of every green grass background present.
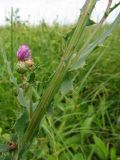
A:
[0,22,120,159]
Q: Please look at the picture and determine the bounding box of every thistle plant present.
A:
[16,44,34,119]
[0,0,120,159]
[16,45,33,77]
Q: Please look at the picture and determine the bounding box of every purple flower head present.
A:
[17,45,31,61]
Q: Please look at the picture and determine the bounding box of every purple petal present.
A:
[17,45,31,61]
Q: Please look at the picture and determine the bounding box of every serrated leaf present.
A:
[14,111,29,142]
[93,135,108,160]
[0,144,9,152]
[70,13,120,71]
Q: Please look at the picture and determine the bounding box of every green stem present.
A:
[21,74,25,95]
[64,0,97,57]
[29,84,33,120]
[21,61,68,148]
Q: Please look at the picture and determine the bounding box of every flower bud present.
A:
[25,59,35,70]
[17,45,31,61]
[16,61,28,74]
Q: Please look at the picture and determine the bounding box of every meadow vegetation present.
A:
[0,4,120,160]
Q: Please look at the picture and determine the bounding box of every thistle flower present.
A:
[17,45,31,61]
[16,45,35,73]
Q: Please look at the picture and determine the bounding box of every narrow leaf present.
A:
[80,116,94,141]
[93,135,108,159]
[110,147,117,160]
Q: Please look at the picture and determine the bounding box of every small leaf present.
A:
[64,25,76,42]
[86,18,96,26]
[14,111,29,141]
[0,144,9,152]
